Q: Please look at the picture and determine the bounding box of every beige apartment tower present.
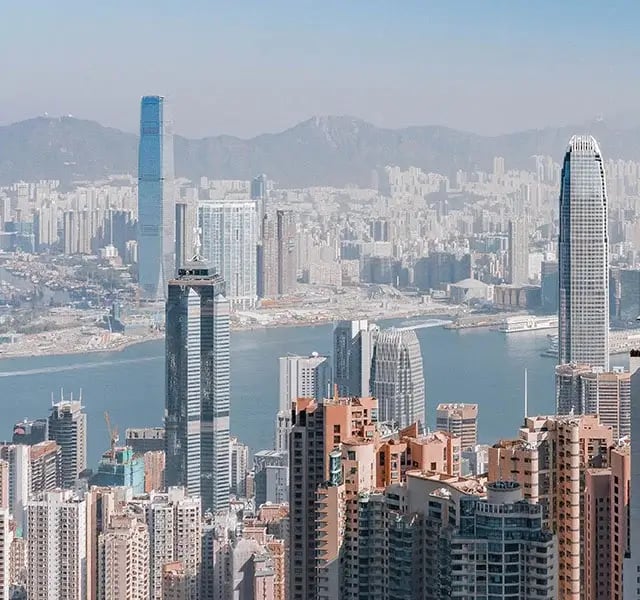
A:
[489,415,613,600]
[435,403,478,449]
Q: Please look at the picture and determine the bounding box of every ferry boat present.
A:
[498,315,558,333]
[541,336,558,358]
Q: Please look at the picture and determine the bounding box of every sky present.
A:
[1,1,639,138]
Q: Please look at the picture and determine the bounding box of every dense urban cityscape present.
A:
[3,4,640,599]
[0,92,638,600]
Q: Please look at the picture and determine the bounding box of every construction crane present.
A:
[103,411,119,461]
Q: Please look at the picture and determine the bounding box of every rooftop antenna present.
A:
[524,368,528,420]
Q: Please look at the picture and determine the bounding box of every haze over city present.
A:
[3,1,640,137]
[2,3,640,600]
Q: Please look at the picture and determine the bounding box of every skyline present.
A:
[2,1,640,137]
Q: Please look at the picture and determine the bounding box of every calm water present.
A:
[0,319,627,467]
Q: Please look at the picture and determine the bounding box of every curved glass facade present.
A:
[558,135,609,370]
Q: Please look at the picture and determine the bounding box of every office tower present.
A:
[625,350,640,599]
[48,398,87,488]
[251,174,268,227]
[90,447,145,494]
[508,218,528,285]
[258,210,296,298]
[619,269,640,323]
[556,364,631,438]
[165,258,230,512]
[253,450,288,506]
[250,174,267,201]
[0,445,30,531]
[413,252,472,291]
[229,437,249,498]
[555,362,593,414]
[289,396,378,600]
[558,135,609,369]
[11,418,47,445]
[435,403,478,449]
[0,508,11,600]
[581,367,631,439]
[0,463,6,510]
[333,319,378,397]
[26,490,87,600]
[125,427,165,454]
[199,199,258,309]
[489,415,613,600]
[29,441,60,494]
[98,514,150,600]
[276,353,332,453]
[371,328,426,430]
[137,488,201,600]
[137,95,175,300]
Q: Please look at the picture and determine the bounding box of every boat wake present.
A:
[0,355,162,378]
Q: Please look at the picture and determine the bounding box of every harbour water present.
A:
[0,318,628,467]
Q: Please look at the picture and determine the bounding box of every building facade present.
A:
[199,199,257,309]
[508,217,528,285]
[435,403,478,449]
[47,399,87,488]
[137,95,175,300]
[371,328,425,430]
[258,210,296,298]
[333,319,378,397]
[165,259,230,511]
[558,135,610,369]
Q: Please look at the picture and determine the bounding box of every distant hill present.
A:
[2,114,640,188]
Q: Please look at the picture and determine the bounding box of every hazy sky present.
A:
[1,1,638,138]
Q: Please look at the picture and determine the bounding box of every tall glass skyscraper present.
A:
[558,135,609,370]
[164,257,230,511]
[371,328,425,430]
[333,319,378,397]
[137,95,175,300]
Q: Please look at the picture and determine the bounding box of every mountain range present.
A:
[1,115,640,188]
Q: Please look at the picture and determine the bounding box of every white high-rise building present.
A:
[199,199,257,309]
[276,353,332,453]
[333,319,378,397]
[558,135,609,370]
[0,508,12,600]
[98,514,150,600]
[371,328,426,430]
[0,445,30,533]
[26,490,87,600]
[135,488,201,600]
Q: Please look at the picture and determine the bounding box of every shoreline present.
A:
[0,305,465,361]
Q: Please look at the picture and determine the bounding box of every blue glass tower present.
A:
[137,95,175,300]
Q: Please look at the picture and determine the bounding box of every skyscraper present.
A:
[371,328,426,430]
[508,218,528,285]
[276,353,332,452]
[137,95,175,300]
[558,135,609,369]
[165,256,230,512]
[48,398,87,488]
[257,210,296,298]
[333,319,378,397]
[199,199,258,309]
